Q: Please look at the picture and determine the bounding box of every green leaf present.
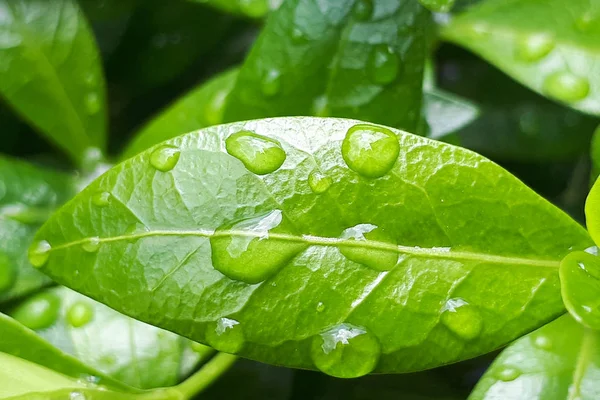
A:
[590,125,600,181]
[0,156,75,304]
[187,0,278,18]
[586,176,600,246]
[469,315,600,400]
[33,117,591,376]
[0,0,107,164]
[560,251,600,330]
[441,0,600,116]
[222,0,429,132]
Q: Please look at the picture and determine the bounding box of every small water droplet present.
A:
[92,191,111,207]
[205,317,245,353]
[585,246,599,256]
[441,298,482,340]
[543,71,589,102]
[239,0,269,18]
[150,145,181,172]
[497,367,521,382]
[78,374,100,387]
[261,69,282,97]
[342,124,400,178]
[310,323,380,378]
[367,45,399,85]
[339,224,397,271]
[84,93,101,115]
[70,391,86,400]
[311,95,329,117]
[28,240,51,268]
[205,88,229,127]
[211,210,306,283]
[418,0,456,13]
[225,131,286,175]
[515,33,554,62]
[0,253,15,294]
[10,292,60,330]
[308,171,332,194]
[353,0,373,21]
[67,301,94,328]
[533,335,552,350]
[82,237,101,253]
[316,302,325,312]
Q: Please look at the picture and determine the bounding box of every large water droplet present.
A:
[310,323,380,378]
[515,33,554,62]
[28,240,52,268]
[368,45,399,85]
[341,124,400,178]
[441,298,482,340]
[150,145,181,172]
[82,237,101,253]
[0,253,15,294]
[418,0,456,13]
[67,301,94,328]
[339,224,398,271]
[225,131,286,175]
[239,0,269,18]
[11,292,60,330]
[84,93,101,115]
[533,335,552,350]
[92,191,111,207]
[543,71,589,102]
[497,367,521,382]
[211,210,305,283]
[308,170,332,194]
[261,69,282,97]
[353,0,373,21]
[205,317,245,353]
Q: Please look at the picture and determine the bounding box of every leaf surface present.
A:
[188,0,279,18]
[560,251,600,330]
[34,117,592,375]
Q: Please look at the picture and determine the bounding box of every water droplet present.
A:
[515,33,554,62]
[10,292,60,330]
[82,237,101,253]
[67,301,94,328]
[84,92,101,115]
[92,191,111,207]
[339,224,397,271]
[239,0,269,18]
[225,131,286,175]
[367,45,399,85]
[150,145,181,172]
[418,0,456,13]
[211,210,306,283]
[316,302,325,312]
[28,240,51,268]
[585,246,599,256]
[70,391,86,400]
[543,71,589,102]
[497,367,521,382]
[353,0,373,21]
[441,298,482,340]
[205,88,229,127]
[311,95,329,117]
[0,253,15,294]
[310,323,380,378]
[341,124,400,178]
[533,335,552,350]
[205,317,245,353]
[308,171,332,194]
[261,69,282,97]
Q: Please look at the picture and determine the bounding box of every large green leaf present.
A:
[441,0,600,116]
[188,0,279,18]
[33,117,591,376]
[560,251,600,330]
[590,125,600,181]
[0,0,107,164]
[223,0,429,132]
[469,315,600,400]
[0,156,75,304]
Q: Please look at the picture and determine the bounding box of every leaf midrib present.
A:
[47,229,561,268]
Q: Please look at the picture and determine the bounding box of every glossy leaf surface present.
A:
[189,0,279,18]
[35,117,591,375]
[0,0,107,164]
[585,176,600,247]
[560,251,600,330]
[590,125,600,181]
[469,315,600,400]
[0,156,75,304]
[442,0,600,116]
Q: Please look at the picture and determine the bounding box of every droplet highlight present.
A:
[92,191,111,207]
[341,124,400,178]
[150,145,181,172]
[543,71,589,102]
[225,131,286,175]
[533,335,552,350]
[316,302,326,312]
[28,240,52,268]
[11,292,60,330]
[0,253,15,294]
[441,298,482,340]
[67,301,94,328]
[205,317,245,353]
[261,69,281,97]
[310,323,380,378]
[497,367,521,382]
[308,171,332,194]
[82,237,101,253]
[515,33,554,62]
[353,0,373,21]
[339,224,398,271]
[84,93,101,115]
[368,45,399,85]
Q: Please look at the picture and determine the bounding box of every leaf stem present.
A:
[174,353,238,399]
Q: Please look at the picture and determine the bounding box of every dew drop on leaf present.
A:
[69,391,86,400]
[533,335,552,350]
[514,33,554,62]
[0,253,15,294]
[367,45,399,85]
[310,323,380,378]
[28,240,52,268]
[150,145,181,172]
[441,298,482,340]
[543,71,590,102]
[308,170,332,194]
[339,224,398,271]
[205,317,245,353]
[496,367,521,382]
[84,92,101,115]
[316,302,326,312]
[341,124,400,178]
[418,0,456,13]
[225,131,286,175]
[82,236,101,253]
[10,292,60,330]
[92,191,111,207]
[353,0,373,21]
[67,301,94,328]
[261,69,282,97]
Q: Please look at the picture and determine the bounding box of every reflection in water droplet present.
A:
[92,191,111,207]
[150,145,181,172]
[353,0,373,21]
[515,33,554,62]
[311,95,329,117]
[225,131,286,175]
[11,292,60,330]
[67,301,94,328]
[308,171,332,194]
[261,69,282,97]
[441,298,482,340]
[497,367,521,382]
[316,302,325,312]
[239,0,269,18]
[0,253,15,294]
[342,124,400,178]
[84,93,101,115]
[205,317,245,353]
[82,237,101,253]
[310,323,380,378]
[543,71,589,102]
[533,335,552,350]
[28,240,52,268]
[339,224,397,271]
[211,210,306,283]
[368,45,399,85]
